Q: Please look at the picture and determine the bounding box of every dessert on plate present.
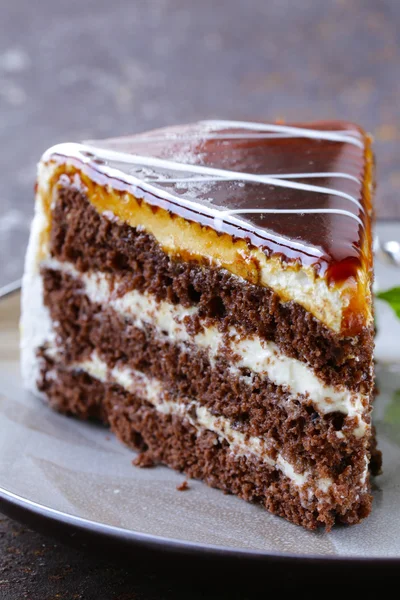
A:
[21,119,379,530]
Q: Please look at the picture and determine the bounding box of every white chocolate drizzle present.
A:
[44,120,366,257]
[126,119,364,148]
[81,149,364,214]
[155,172,361,183]
[203,119,364,146]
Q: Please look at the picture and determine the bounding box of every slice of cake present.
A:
[21,119,379,530]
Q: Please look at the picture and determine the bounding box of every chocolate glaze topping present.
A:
[43,120,373,280]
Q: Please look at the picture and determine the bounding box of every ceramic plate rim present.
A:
[1,484,400,565]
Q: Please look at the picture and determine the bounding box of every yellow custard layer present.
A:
[35,156,373,336]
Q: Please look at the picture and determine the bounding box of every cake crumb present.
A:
[176,480,190,492]
[132,452,156,468]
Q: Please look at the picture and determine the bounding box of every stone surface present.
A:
[0,516,244,599]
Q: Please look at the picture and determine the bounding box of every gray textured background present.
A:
[0,1,400,597]
[1,0,399,288]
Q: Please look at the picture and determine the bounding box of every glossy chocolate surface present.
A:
[48,120,373,279]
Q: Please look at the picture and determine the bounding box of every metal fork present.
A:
[374,237,400,267]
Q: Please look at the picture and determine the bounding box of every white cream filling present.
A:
[317,478,333,493]
[256,257,347,332]
[58,351,371,495]
[360,455,370,486]
[63,350,311,487]
[41,258,368,437]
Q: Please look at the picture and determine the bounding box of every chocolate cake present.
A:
[21,119,379,530]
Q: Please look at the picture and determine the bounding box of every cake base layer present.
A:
[37,360,374,531]
[47,182,374,392]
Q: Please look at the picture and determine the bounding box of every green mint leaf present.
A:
[376,287,400,320]
[384,390,400,426]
